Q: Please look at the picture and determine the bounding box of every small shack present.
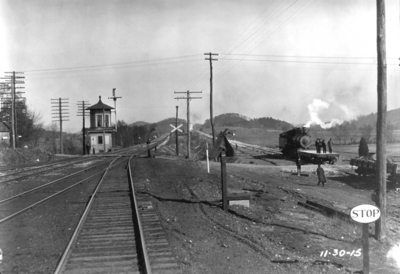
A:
[86,96,114,154]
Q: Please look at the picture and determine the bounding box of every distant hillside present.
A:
[131,121,149,126]
[202,113,292,131]
[154,118,187,134]
[356,108,400,128]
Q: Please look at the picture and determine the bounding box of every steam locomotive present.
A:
[279,127,312,157]
[279,127,339,164]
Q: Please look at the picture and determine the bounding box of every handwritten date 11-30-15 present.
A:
[320,249,361,257]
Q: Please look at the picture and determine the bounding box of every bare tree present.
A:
[359,124,375,143]
[45,123,59,153]
[386,123,395,143]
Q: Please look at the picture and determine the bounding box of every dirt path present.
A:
[134,157,400,273]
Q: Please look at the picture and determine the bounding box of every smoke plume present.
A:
[304,99,343,129]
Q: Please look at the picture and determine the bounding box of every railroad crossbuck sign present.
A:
[170,124,183,133]
[350,204,381,224]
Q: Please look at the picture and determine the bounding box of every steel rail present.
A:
[128,155,152,274]
[0,158,116,204]
[0,156,80,175]
[53,157,122,274]
[118,134,169,157]
[0,169,106,224]
[0,157,98,184]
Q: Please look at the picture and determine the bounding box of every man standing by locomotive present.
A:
[327,138,333,153]
[321,139,327,153]
[315,138,321,153]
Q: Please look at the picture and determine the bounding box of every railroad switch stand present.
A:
[209,130,249,212]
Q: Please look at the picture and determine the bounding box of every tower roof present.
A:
[86,96,114,110]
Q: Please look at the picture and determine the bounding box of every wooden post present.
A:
[176,106,179,156]
[220,151,228,212]
[11,72,16,149]
[206,143,210,173]
[362,223,370,274]
[82,101,86,155]
[375,0,387,240]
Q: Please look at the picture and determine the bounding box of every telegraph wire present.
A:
[208,0,311,88]
[219,53,399,60]
[225,0,301,56]
[211,0,314,85]
[23,54,202,73]
[191,1,297,90]
[178,0,287,91]
[24,58,203,80]
[223,0,280,54]
[217,57,399,66]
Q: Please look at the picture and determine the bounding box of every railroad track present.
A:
[0,133,168,182]
[0,135,177,273]
[0,157,119,224]
[0,156,80,174]
[0,157,93,183]
[54,156,181,274]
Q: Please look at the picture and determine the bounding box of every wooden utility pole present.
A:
[174,90,202,158]
[51,98,69,154]
[205,52,218,145]
[102,107,106,153]
[375,0,387,241]
[175,106,179,156]
[108,88,121,131]
[108,88,121,151]
[77,101,90,155]
[2,71,25,148]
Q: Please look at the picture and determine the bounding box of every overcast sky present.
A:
[1,0,399,132]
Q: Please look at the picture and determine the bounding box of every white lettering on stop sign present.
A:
[350,204,381,224]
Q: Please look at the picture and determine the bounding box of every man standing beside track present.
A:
[321,140,327,153]
[296,156,302,176]
[317,163,326,187]
[86,142,91,155]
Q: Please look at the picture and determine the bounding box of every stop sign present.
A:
[350,204,381,224]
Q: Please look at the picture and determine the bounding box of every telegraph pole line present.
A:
[205,52,218,145]
[77,101,90,155]
[174,90,202,158]
[2,71,25,148]
[375,0,387,241]
[51,98,69,154]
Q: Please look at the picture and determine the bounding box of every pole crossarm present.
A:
[174,90,202,158]
[2,71,26,149]
[50,98,69,154]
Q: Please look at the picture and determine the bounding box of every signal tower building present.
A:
[86,96,114,154]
